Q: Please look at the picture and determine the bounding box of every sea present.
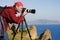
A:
[34,24,60,40]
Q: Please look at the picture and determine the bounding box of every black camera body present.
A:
[21,8,36,14]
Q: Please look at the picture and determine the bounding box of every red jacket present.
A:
[0,7,24,31]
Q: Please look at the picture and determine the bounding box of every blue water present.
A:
[34,24,60,40]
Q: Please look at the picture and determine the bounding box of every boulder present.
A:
[25,25,38,39]
[39,29,52,40]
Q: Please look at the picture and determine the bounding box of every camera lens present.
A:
[29,9,36,14]
[22,8,36,14]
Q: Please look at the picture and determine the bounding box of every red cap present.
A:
[14,2,23,7]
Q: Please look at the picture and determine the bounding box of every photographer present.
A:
[0,2,28,40]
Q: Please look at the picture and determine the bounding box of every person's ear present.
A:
[16,6,18,9]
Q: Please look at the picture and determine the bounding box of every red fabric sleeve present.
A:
[8,9,24,24]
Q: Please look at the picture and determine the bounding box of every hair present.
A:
[13,5,16,8]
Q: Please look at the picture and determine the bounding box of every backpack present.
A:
[0,6,7,14]
[0,16,4,38]
[0,6,6,39]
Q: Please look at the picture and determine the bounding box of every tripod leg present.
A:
[21,21,23,40]
[24,18,32,40]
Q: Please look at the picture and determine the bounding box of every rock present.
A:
[39,29,52,40]
[25,25,38,39]
[30,25,38,39]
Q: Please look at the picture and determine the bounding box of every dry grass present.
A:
[7,29,34,40]
[7,25,38,40]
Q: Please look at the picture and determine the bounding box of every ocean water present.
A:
[35,24,60,40]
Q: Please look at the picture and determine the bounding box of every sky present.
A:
[0,0,60,22]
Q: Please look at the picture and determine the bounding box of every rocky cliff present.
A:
[39,29,52,40]
[25,25,38,39]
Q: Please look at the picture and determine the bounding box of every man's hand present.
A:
[22,10,28,16]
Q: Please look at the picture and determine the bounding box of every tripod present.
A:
[12,17,32,40]
[20,18,32,40]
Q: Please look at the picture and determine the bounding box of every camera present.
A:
[21,8,36,14]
